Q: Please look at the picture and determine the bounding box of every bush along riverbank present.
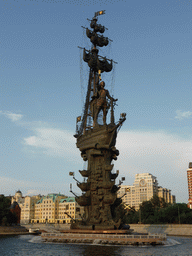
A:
[121,196,192,225]
[129,224,192,236]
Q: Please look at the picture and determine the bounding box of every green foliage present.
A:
[160,203,192,224]
[0,195,18,225]
[119,195,192,224]
[0,195,11,223]
[114,203,139,224]
[114,203,128,224]
[150,194,168,208]
[124,207,139,224]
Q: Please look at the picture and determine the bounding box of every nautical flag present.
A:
[121,113,126,118]
[95,10,105,17]
[76,116,81,122]
[69,172,74,176]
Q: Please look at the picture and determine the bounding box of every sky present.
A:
[1,0,192,203]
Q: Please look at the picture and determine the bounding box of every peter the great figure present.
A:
[93,80,118,127]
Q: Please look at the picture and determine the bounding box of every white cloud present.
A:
[0,176,70,197]
[1,109,190,202]
[0,111,23,122]
[116,130,192,176]
[1,109,80,160]
[175,110,192,120]
[115,130,191,202]
[26,189,41,196]
[23,127,79,159]
[0,176,42,196]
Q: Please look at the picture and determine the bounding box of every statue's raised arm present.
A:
[105,89,118,102]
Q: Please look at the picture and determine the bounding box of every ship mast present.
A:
[76,10,115,137]
[71,11,126,231]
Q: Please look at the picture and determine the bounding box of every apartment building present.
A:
[158,187,175,204]
[187,162,192,209]
[118,173,175,210]
[20,195,42,224]
[33,193,67,223]
[11,191,84,224]
[58,197,84,224]
[32,194,84,224]
[11,190,42,224]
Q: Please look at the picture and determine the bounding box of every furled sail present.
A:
[86,28,108,47]
[97,57,112,72]
[90,20,105,33]
[83,48,112,73]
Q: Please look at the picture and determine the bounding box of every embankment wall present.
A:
[22,223,192,236]
[23,223,70,231]
[129,224,192,236]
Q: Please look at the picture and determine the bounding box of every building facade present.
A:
[11,190,24,205]
[11,191,85,224]
[33,193,67,224]
[58,197,84,224]
[187,162,192,209]
[158,187,175,204]
[20,195,42,224]
[32,194,84,224]
[11,191,42,224]
[118,173,175,210]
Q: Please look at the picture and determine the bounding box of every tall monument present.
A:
[71,11,126,230]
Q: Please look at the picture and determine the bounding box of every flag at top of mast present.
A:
[94,10,106,17]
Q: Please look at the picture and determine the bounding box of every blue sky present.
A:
[1,0,192,203]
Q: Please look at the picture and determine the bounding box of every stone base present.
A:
[61,229,134,235]
[41,231,167,246]
[70,220,122,231]
[70,223,122,231]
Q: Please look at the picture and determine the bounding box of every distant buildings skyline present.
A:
[117,173,176,210]
[9,167,192,224]
[11,191,84,224]
[9,162,192,226]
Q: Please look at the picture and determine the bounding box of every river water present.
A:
[0,235,192,256]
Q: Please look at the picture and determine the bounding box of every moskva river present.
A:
[0,235,192,256]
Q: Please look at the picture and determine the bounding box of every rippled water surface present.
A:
[0,235,192,256]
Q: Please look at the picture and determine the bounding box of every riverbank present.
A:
[129,224,192,236]
[0,226,29,236]
[22,223,192,237]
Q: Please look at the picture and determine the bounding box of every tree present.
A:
[140,200,154,223]
[150,195,168,209]
[122,195,192,224]
[0,195,11,224]
[125,207,139,224]
[0,195,18,225]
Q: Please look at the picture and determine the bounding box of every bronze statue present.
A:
[93,81,117,126]
[72,11,126,230]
